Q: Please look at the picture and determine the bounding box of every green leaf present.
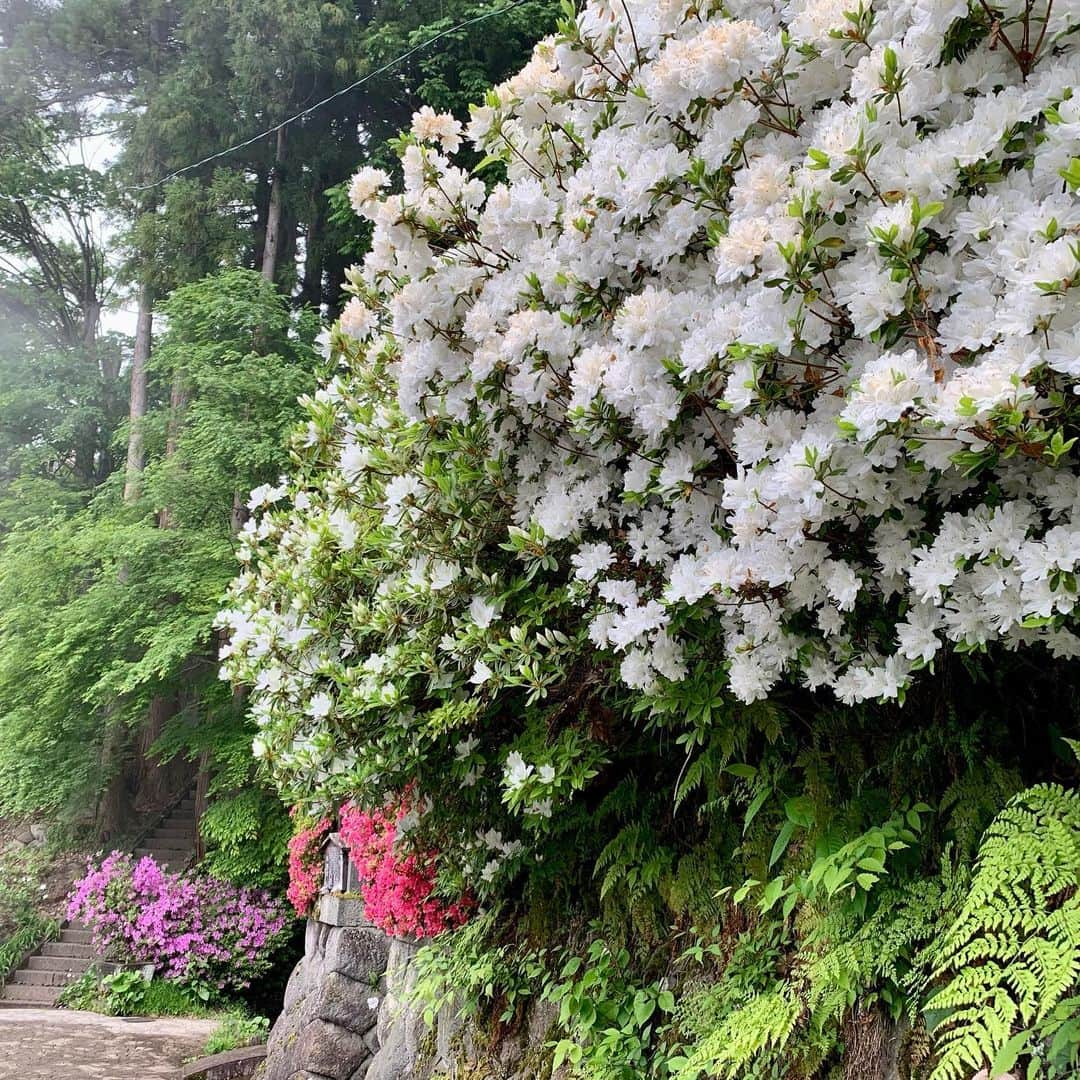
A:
[990,1028,1032,1077]
[784,795,815,826]
[743,786,772,835]
[770,820,797,867]
[633,993,656,1027]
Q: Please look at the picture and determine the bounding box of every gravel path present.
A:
[0,1008,219,1079]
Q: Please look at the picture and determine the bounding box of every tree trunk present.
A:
[323,244,349,319]
[95,718,133,841]
[81,297,101,352]
[123,282,153,502]
[194,747,211,862]
[132,691,176,811]
[278,199,298,293]
[260,125,288,284]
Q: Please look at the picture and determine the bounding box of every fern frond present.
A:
[926,784,1080,1080]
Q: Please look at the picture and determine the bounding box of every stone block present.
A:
[434,997,464,1072]
[311,970,380,1036]
[282,959,307,1014]
[324,926,390,985]
[360,1022,413,1080]
[318,895,367,928]
[265,1007,305,1080]
[294,1020,371,1080]
[179,1046,267,1080]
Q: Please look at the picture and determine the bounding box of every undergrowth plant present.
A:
[0,914,58,983]
[926,785,1080,1080]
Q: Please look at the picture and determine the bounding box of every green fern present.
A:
[925,784,1080,1080]
[674,986,801,1079]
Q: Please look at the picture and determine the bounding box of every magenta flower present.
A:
[67,853,289,994]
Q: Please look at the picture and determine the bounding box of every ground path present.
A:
[0,1008,217,1079]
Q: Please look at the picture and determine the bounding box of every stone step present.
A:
[41,941,96,959]
[0,984,59,1005]
[8,969,75,987]
[28,955,93,973]
[59,929,94,945]
[152,826,195,839]
[145,837,193,850]
[132,848,191,865]
[153,831,196,843]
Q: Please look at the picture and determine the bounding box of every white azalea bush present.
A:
[221,1,1080,1074]
[224,0,1079,799]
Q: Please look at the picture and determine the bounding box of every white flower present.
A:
[411,106,464,152]
[455,736,480,760]
[824,562,860,611]
[248,482,287,510]
[308,692,333,720]
[348,167,389,215]
[339,297,377,340]
[469,596,500,628]
[503,751,534,792]
[328,507,359,551]
[470,659,493,685]
[571,543,614,581]
[222,0,1080,807]
[339,441,371,479]
[429,560,460,590]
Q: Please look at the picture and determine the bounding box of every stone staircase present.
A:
[0,793,198,1008]
[132,793,199,868]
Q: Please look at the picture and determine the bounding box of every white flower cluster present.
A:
[222,0,1080,807]
[349,1,1080,703]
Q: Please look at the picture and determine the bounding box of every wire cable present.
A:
[127,0,533,192]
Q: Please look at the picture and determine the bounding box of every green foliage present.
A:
[0,269,318,826]
[544,934,678,1080]
[0,914,59,982]
[413,910,546,1026]
[59,969,224,1018]
[0,846,49,933]
[56,969,102,1011]
[100,969,152,1015]
[925,785,1080,1080]
[203,1012,270,1055]
[402,665,1079,1080]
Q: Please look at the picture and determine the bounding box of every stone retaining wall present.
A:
[261,918,562,1080]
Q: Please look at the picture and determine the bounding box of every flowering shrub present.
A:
[218,3,1080,1075]
[67,853,290,993]
[339,796,472,938]
[221,0,1080,828]
[286,815,331,916]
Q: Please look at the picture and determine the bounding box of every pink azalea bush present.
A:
[67,852,289,993]
[285,815,331,916]
[338,795,472,939]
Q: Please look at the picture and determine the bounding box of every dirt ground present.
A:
[0,817,93,939]
[0,1007,218,1079]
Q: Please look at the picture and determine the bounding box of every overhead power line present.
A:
[128,0,535,193]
